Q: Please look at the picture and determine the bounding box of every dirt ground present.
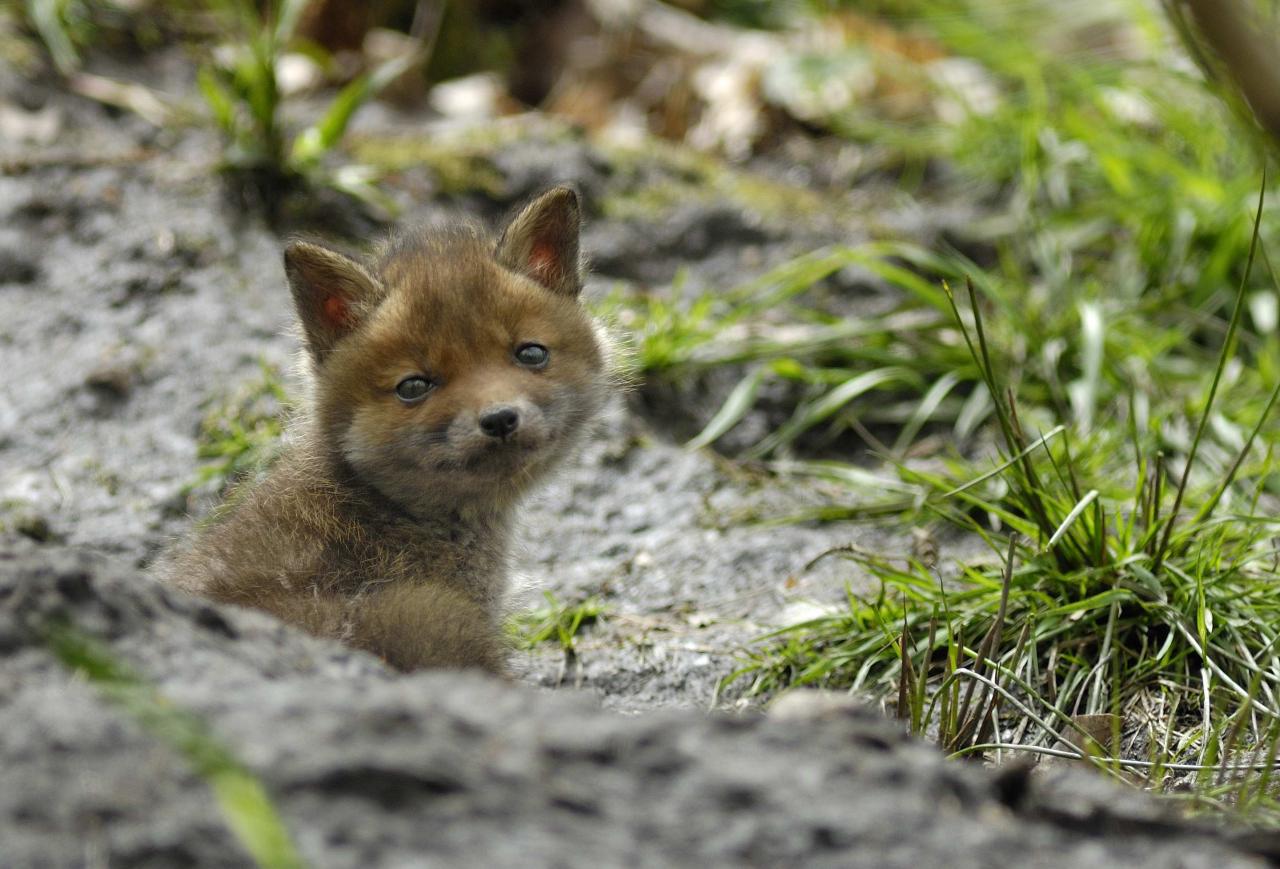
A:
[0,62,984,713]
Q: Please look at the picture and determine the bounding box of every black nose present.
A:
[479,406,520,439]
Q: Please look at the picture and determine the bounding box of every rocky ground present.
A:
[6,537,1280,868]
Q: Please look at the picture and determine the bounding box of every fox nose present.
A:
[479,406,520,439]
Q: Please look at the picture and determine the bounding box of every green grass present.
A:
[508,592,607,653]
[721,245,1280,819]
[616,0,1280,467]
[24,0,79,74]
[196,0,425,211]
[186,361,289,497]
[45,624,304,868]
[713,179,1280,813]
[21,0,423,209]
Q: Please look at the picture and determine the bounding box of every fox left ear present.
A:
[495,186,582,297]
[284,241,384,363]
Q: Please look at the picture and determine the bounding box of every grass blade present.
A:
[273,0,311,46]
[25,0,78,75]
[1046,489,1099,550]
[44,625,304,869]
[749,366,916,457]
[687,365,770,451]
[291,51,424,168]
[1154,171,1267,571]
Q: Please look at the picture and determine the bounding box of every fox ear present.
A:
[283,241,383,362]
[495,186,582,297]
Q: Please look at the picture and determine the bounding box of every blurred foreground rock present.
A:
[0,536,1274,868]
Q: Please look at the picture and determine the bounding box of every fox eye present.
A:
[395,376,434,402]
[515,343,549,368]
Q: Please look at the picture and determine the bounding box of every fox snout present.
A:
[478,406,521,439]
[455,396,545,453]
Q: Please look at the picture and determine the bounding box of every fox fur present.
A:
[160,187,611,673]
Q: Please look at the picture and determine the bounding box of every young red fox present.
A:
[161,187,610,673]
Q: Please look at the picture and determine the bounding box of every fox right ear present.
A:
[283,241,383,362]
[495,186,582,297]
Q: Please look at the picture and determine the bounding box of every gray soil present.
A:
[4,537,1278,868]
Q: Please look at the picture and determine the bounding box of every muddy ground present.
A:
[0,66,990,713]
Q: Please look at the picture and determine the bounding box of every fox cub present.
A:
[162,187,609,673]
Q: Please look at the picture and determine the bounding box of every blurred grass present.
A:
[45,624,304,868]
[621,1,1280,467]
[195,0,423,212]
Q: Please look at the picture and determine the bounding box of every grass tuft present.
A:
[509,592,607,653]
[725,191,1280,811]
[196,0,434,212]
[186,361,289,497]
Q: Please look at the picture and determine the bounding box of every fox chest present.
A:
[329,525,510,607]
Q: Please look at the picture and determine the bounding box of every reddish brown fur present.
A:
[160,188,610,673]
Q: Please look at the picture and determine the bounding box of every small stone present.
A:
[84,348,143,402]
[84,364,135,401]
[0,104,60,145]
[13,512,52,543]
[769,689,864,722]
[0,248,39,285]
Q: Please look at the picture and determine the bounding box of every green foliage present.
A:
[24,0,80,74]
[196,0,308,174]
[44,625,304,868]
[729,246,1280,811]
[677,8,1280,803]
[187,362,289,496]
[198,0,420,209]
[509,592,607,652]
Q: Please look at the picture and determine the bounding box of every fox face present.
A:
[284,187,608,515]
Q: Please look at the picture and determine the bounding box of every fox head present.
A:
[283,187,609,516]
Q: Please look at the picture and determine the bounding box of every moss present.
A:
[349,120,574,199]
[597,138,836,225]
[351,136,505,197]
